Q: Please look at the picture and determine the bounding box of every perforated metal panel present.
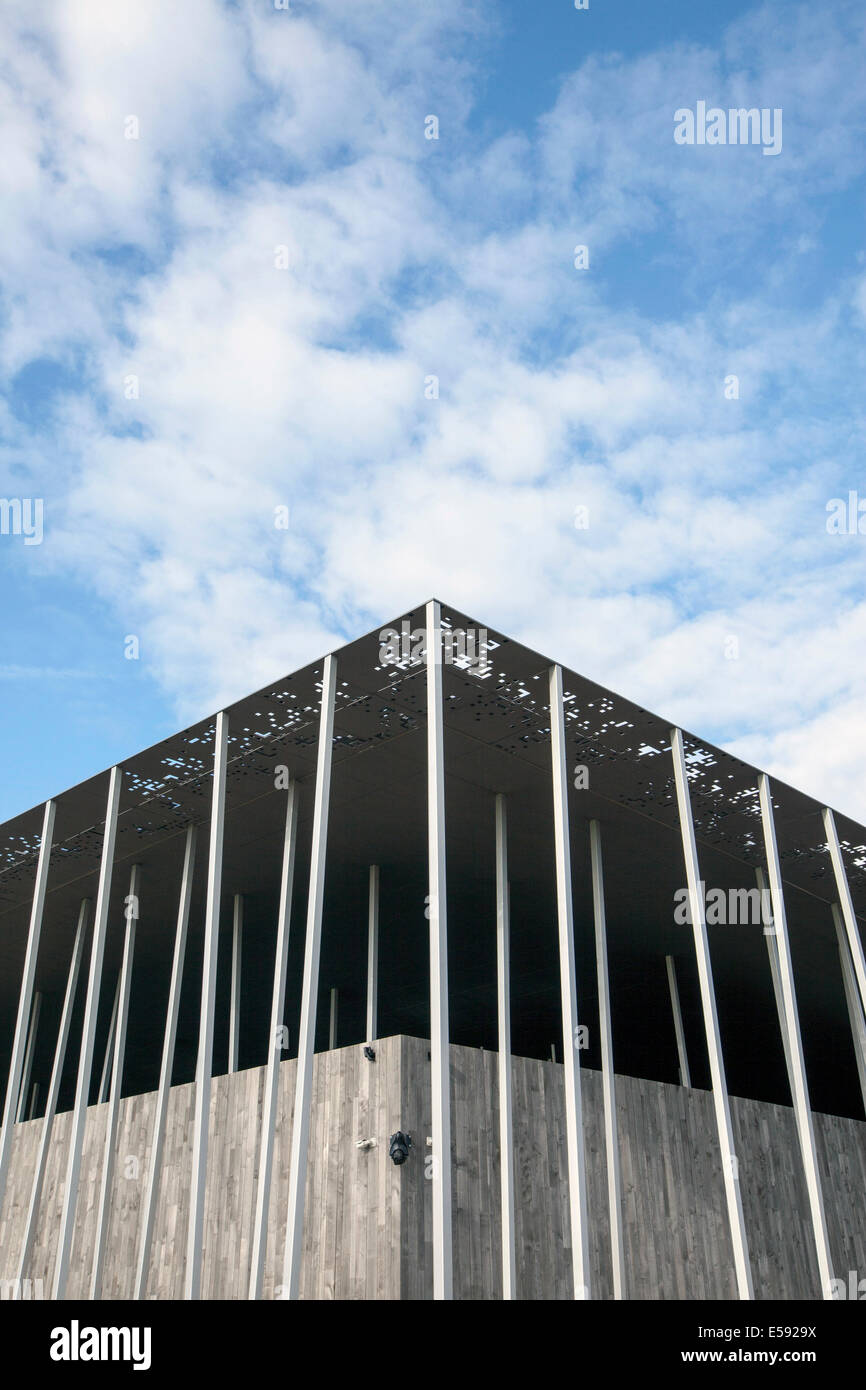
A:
[1,600,864,927]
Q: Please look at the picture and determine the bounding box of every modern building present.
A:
[0,599,864,1300]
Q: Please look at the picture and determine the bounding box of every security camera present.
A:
[363,1045,376,1062]
[388,1131,412,1165]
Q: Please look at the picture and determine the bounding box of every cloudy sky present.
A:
[1,0,865,823]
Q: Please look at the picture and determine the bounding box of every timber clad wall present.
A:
[2,1034,864,1300]
[401,1036,866,1300]
[0,1037,405,1300]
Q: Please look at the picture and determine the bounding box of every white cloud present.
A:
[2,0,866,823]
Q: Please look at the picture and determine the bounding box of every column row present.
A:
[1,627,865,1301]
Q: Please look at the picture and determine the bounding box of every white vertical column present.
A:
[824,807,866,1017]
[549,664,591,1300]
[98,976,121,1104]
[27,1084,39,1120]
[495,794,516,1301]
[91,863,140,1299]
[53,766,122,1299]
[665,956,692,1089]
[755,866,798,1114]
[15,899,89,1292]
[832,904,866,1116]
[229,894,243,1073]
[590,819,625,1299]
[134,824,196,1300]
[328,988,338,1050]
[0,798,55,1220]
[366,865,379,1043]
[670,727,753,1300]
[282,655,337,1300]
[184,711,229,1301]
[759,774,834,1299]
[249,782,299,1300]
[427,601,453,1302]
[16,991,43,1123]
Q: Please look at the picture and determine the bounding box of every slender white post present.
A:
[229,894,243,1073]
[0,799,55,1220]
[91,863,140,1299]
[53,766,122,1299]
[366,866,379,1043]
[185,711,229,1301]
[328,988,338,1049]
[15,900,89,1292]
[427,602,453,1301]
[665,956,692,1089]
[831,904,866,1116]
[134,825,196,1300]
[756,866,798,1118]
[249,782,299,1300]
[98,976,121,1104]
[282,655,337,1300]
[495,794,516,1301]
[16,991,43,1123]
[824,808,866,1018]
[590,820,625,1299]
[670,727,753,1300]
[549,664,591,1300]
[27,1084,39,1120]
[759,774,834,1299]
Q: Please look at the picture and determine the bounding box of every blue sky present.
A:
[1,0,865,823]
